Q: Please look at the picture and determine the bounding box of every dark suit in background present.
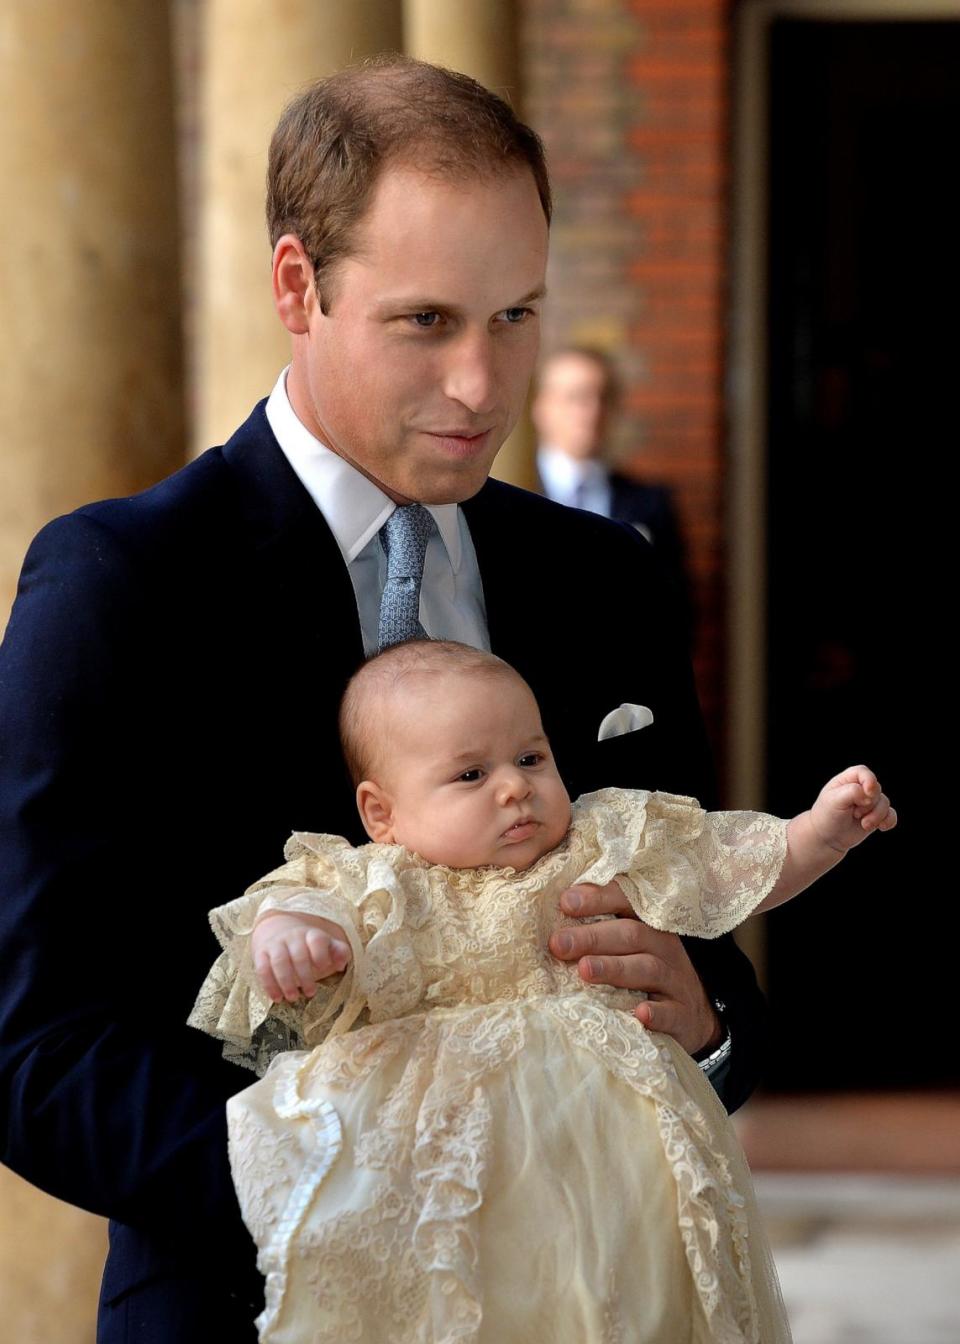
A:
[608,471,683,569]
[607,470,693,639]
[0,404,766,1342]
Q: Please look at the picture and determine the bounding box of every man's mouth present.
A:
[424,428,495,458]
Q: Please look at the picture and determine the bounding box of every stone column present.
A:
[404,0,521,98]
[0,9,183,1335]
[403,0,538,491]
[195,0,403,454]
[0,2,185,629]
[0,1165,106,1344]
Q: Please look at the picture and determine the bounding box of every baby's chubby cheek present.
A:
[529,799,573,867]
[550,796,574,845]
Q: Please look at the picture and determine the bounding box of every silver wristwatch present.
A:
[696,998,732,1075]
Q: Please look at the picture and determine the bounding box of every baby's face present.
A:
[361,671,572,870]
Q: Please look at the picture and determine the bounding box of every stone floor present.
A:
[755,1173,960,1344]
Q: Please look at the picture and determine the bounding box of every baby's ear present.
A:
[356,781,396,843]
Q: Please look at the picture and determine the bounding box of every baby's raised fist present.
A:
[811,765,897,853]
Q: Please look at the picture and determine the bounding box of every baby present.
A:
[191,639,895,1344]
[251,641,892,1006]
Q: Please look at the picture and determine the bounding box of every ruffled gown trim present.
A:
[249,995,771,1344]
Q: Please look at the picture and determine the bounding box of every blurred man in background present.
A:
[533,347,691,631]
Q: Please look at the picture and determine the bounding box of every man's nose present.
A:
[443,333,498,416]
[496,767,532,805]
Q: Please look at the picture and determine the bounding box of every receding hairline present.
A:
[266,55,552,260]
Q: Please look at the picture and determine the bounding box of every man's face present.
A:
[532,352,612,461]
[288,163,549,504]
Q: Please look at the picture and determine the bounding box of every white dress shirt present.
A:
[537,446,613,518]
[265,369,490,656]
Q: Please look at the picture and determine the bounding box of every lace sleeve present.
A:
[615,793,789,938]
[573,789,789,939]
[186,842,371,1075]
[188,835,428,1075]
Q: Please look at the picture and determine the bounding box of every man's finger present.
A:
[633,997,672,1035]
[549,917,654,961]
[577,952,668,992]
[635,993,721,1056]
[560,880,631,917]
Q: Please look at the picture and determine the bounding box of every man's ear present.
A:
[272,233,318,335]
[356,780,396,844]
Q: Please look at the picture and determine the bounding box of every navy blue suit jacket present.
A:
[0,403,766,1341]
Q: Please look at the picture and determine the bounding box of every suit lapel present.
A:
[220,402,365,674]
[461,480,531,666]
[460,479,565,719]
[462,478,645,795]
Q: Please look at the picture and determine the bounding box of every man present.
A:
[0,57,765,1342]
[532,346,691,625]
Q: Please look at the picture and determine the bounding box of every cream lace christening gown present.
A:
[189,789,793,1344]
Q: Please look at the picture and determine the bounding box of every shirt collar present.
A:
[537,446,607,496]
[266,367,463,571]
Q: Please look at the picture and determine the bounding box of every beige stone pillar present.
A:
[404,0,538,490]
[0,1166,104,1344]
[0,10,183,1335]
[404,0,521,99]
[195,0,403,454]
[0,2,186,629]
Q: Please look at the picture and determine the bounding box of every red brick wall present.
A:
[522,0,731,772]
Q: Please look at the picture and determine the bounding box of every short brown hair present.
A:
[539,346,620,404]
[267,55,551,310]
[339,639,526,786]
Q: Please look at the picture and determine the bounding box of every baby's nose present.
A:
[497,767,532,803]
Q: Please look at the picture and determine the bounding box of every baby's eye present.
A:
[457,768,484,783]
[518,753,543,768]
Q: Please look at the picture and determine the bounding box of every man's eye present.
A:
[411,312,441,328]
[518,753,542,768]
[457,768,483,783]
[501,307,531,324]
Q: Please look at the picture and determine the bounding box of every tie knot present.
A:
[380,504,436,581]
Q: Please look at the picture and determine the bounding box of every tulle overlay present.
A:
[189,789,792,1343]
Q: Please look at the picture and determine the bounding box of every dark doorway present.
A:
[762,18,959,1091]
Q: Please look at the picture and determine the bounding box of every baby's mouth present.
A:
[502,817,539,842]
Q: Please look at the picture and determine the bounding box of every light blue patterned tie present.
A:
[377,504,437,651]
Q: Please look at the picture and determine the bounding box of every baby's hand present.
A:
[809,765,898,855]
[251,911,352,1004]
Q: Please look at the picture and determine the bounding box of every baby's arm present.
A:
[251,911,352,1004]
[755,765,897,915]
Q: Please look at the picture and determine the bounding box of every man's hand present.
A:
[251,911,352,1004]
[547,881,722,1056]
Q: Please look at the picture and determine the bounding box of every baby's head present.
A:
[339,641,572,869]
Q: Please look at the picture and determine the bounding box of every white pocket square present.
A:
[597,703,654,741]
